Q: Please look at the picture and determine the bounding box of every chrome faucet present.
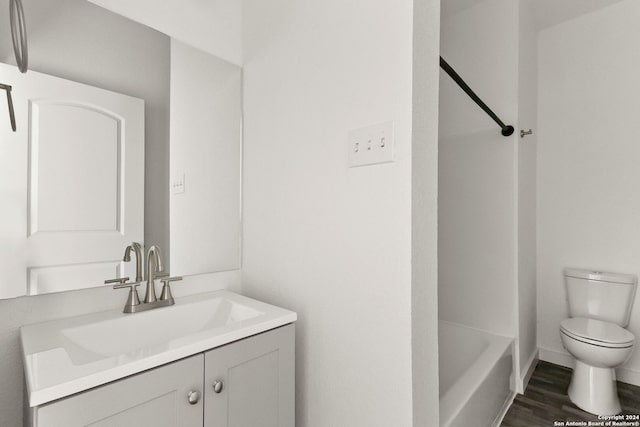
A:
[144,245,164,303]
[123,242,143,282]
[107,244,182,313]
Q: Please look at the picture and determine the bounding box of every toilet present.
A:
[560,268,637,416]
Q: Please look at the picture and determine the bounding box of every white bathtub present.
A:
[439,321,514,427]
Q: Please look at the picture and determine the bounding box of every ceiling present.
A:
[530,0,625,29]
[0,0,64,62]
[0,0,242,67]
[442,0,626,29]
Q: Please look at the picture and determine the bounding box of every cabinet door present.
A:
[204,325,295,427]
[35,355,204,427]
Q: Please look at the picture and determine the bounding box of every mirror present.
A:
[0,0,242,298]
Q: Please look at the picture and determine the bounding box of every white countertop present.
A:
[20,290,297,407]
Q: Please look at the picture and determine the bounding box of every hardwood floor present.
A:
[500,361,640,427]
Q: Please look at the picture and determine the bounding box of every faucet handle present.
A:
[105,277,130,285]
[110,280,142,313]
[160,276,182,285]
[112,281,142,290]
[159,276,182,302]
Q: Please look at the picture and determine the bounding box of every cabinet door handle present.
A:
[187,390,201,405]
[213,380,224,394]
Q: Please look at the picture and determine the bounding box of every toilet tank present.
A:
[565,268,637,327]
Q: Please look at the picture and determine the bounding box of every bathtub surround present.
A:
[439,0,518,335]
[439,0,540,394]
[536,0,640,387]
[241,0,440,425]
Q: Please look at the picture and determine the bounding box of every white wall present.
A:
[438,0,519,337]
[537,0,640,385]
[88,0,243,66]
[241,0,437,425]
[169,40,242,276]
[516,0,539,386]
[412,0,441,424]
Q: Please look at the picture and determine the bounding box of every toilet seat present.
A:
[560,317,634,348]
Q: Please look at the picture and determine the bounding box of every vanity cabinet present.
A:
[30,325,294,427]
[204,323,295,427]
[33,354,204,427]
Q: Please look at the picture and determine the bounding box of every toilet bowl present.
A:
[560,268,637,416]
[560,317,634,415]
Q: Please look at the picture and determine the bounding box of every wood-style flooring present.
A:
[501,361,640,427]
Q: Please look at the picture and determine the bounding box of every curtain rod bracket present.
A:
[502,126,514,137]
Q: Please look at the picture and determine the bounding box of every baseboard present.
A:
[539,346,640,387]
[539,347,576,369]
[492,391,516,427]
[617,365,640,386]
[512,349,539,394]
[521,350,539,392]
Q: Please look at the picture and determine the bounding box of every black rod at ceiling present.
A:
[440,56,514,137]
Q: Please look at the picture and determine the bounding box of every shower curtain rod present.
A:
[440,56,514,137]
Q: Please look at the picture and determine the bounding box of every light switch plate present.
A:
[348,121,394,168]
[171,173,185,194]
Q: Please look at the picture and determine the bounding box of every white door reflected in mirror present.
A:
[0,62,144,298]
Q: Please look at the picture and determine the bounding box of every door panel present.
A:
[27,260,121,295]
[35,355,204,427]
[204,325,295,427]
[87,392,178,427]
[29,101,121,234]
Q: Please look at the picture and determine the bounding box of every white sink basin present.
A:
[21,290,296,407]
[61,297,262,364]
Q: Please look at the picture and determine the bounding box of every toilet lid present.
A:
[560,318,635,347]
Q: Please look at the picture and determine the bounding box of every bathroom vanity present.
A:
[1,3,250,427]
[21,291,296,427]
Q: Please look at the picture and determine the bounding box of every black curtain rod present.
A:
[439,56,514,137]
